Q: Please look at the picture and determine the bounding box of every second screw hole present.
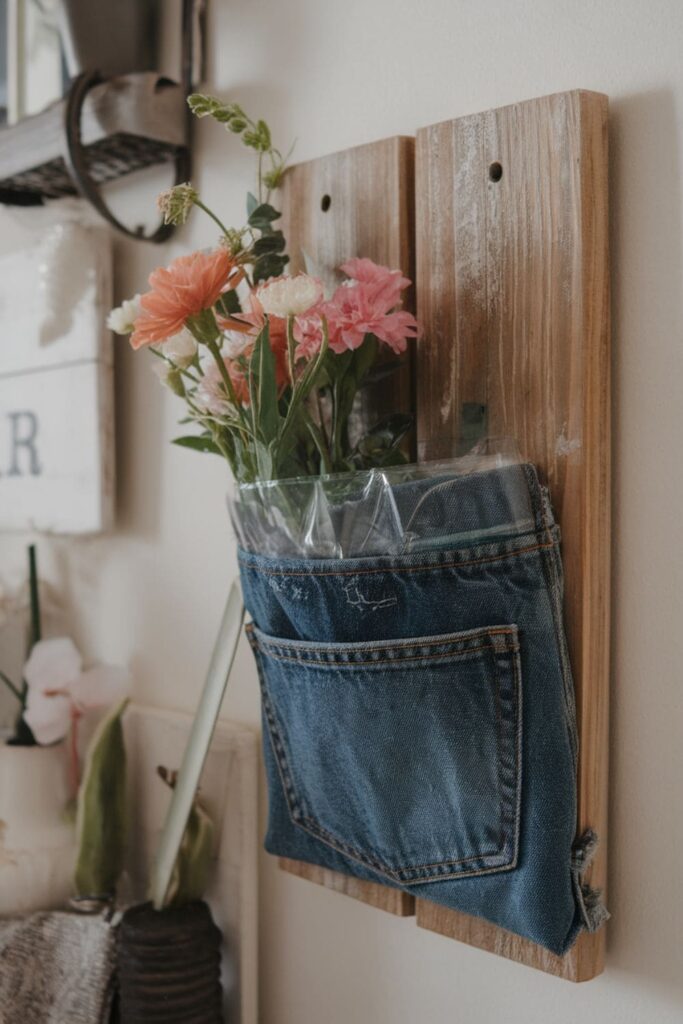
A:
[488,162,503,183]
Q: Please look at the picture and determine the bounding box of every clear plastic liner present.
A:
[229,438,534,559]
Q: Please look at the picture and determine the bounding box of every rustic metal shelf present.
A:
[0,72,187,207]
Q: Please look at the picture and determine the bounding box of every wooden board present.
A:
[414,90,610,980]
[0,223,114,533]
[123,705,259,1024]
[277,136,416,917]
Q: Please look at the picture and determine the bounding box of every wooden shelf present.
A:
[0,72,187,205]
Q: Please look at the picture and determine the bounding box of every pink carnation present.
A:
[325,274,419,355]
[340,257,411,310]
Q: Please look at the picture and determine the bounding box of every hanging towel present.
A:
[0,911,116,1023]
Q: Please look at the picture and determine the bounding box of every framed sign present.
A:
[0,222,114,533]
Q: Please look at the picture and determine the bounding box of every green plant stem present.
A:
[206,338,249,432]
[28,544,41,646]
[286,316,297,385]
[205,338,256,478]
[194,199,233,240]
[304,411,332,474]
[278,318,329,455]
[0,669,22,703]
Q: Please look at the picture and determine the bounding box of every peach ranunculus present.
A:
[130,249,242,349]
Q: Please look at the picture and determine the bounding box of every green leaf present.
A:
[246,192,259,218]
[249,322,279,445]
[165,794,215,908]
[173,435,221,455]
[248,202,281,229]
[252,231,286,256]
[215,289,242,317]
[253,252,289,283]
[74,699,129,898]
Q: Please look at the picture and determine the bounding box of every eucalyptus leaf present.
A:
[215,289,242,317]
[248,202,281,229]
[252,232,286,256]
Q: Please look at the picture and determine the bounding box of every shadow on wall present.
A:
[608,85,683,1004]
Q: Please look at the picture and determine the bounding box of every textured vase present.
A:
[117,901,223,1023]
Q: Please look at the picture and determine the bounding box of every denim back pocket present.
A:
[248,623,523,885]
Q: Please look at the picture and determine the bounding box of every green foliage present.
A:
[188,94,291,204]
[74,699,129,899]
[156,769,215,909]
[173,435,222,455]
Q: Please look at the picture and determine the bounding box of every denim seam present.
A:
[238,533,556,578]
[537,541,579,775]
[256,643,519,669]
[252,631,523,882]
[253,625,517,656]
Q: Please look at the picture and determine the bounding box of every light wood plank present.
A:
[414,90,610,981]
[279,859,414,916]
[277,137,416,916]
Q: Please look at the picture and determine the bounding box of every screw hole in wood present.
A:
[320,194,332,212]
[488,162,503,183]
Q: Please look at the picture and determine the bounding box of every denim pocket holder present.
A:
[247,624,522,884]
[239,464,607,955]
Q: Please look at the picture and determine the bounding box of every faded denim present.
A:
[240,464,605,955]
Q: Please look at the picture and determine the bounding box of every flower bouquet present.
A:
[109,95,419,488]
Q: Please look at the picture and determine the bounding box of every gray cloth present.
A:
[0,911,116,1023]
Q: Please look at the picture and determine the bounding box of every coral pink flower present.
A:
[224,294,291,388]
[130,249,242,349]
[326,276,419,355]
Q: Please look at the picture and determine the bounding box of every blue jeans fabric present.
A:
[239,464,599,955]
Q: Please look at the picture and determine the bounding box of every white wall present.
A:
[1,0,682,1021]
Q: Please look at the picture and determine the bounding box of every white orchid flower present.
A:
[23,637,129,746]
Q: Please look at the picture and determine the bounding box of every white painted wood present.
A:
[0,224,114,534]
[123,704,259,1024]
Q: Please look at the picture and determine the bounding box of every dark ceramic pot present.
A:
[116,901,223,1023]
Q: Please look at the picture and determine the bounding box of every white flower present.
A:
[107,295,142,335]
[23,637,129,746]
[195,356,232,416]
[257,274,322,318]
[157,328,198,369]
[223,332,252,358]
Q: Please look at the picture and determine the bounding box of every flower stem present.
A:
[0,669,23,704]
[304,411,332,473]
[286,315,297,385]
[194,200,233,240]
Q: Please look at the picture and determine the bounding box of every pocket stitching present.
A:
[255,632,523,884]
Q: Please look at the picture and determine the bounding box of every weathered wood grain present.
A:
[277,137,416,916]
[414,90,610,981]
[281,135,415,440]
